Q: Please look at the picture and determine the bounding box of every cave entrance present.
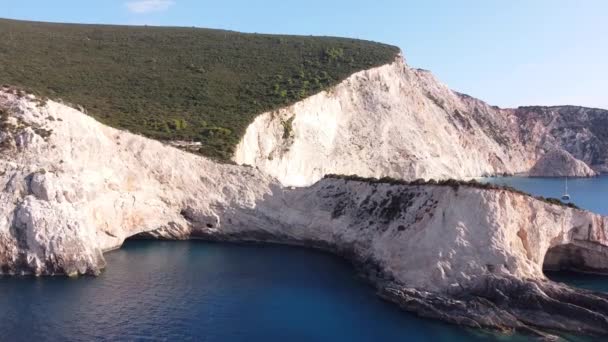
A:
[543,243,608,275]
[543,244,587,274]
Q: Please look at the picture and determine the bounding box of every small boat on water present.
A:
[561,177,571,201]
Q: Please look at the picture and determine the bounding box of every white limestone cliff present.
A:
[3,88,603,281]
[530,149,598,177]
[0,89,278,275]
[234,56,605,186]
[3,90,608,335]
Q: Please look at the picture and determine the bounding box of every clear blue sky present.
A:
[3,0,607,109]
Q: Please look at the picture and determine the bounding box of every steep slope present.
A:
[529,149,597,177]
[0,18,399,160]
[3,19,605,180]
[235,56,606,186]
[3,90,608,337]
[516,105,608,173]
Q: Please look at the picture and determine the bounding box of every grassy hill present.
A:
[0,18,399,160]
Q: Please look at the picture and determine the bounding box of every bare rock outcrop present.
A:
[2,91,608,337]
[530,149,598,177]
[234,56,607,186]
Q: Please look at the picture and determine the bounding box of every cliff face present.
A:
[0,89,278,275]
[529,149,597,177]
[3,90,608,336]
[234,57,607,186]
[515,105,608,174]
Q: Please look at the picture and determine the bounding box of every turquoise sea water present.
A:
[0,176,606,341]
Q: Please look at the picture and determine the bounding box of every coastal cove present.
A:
[0,7,607,341]
[4,88,608,338]
[0,176,606,341]
[0,241,529,342]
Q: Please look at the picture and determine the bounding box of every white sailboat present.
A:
[561,177,571,201]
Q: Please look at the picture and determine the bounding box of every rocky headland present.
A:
[2,89,608,338]
[235,56,606,186]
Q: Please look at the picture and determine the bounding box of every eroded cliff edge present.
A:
[2,90,608,337]
[234,56,606,186]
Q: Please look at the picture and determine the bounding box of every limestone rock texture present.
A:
[0,90,277,276]
[529,149,597,177]
[234,56,607,186]
[2,90,608,336]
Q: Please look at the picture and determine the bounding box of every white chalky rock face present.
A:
[231,178,608,291]
[0,89,604,282]
[2,90,608,335]
[529,149,597,177]
[234,56,605,187]
[0,91,277,275]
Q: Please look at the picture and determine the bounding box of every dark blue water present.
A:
[0,241,525,342]
[481,175,608,215]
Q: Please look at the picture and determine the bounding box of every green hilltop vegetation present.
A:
[0,18,400,160]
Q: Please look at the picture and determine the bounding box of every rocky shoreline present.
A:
[381,275,608,339]
[133,231,608,339]
[2,84,608,340]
